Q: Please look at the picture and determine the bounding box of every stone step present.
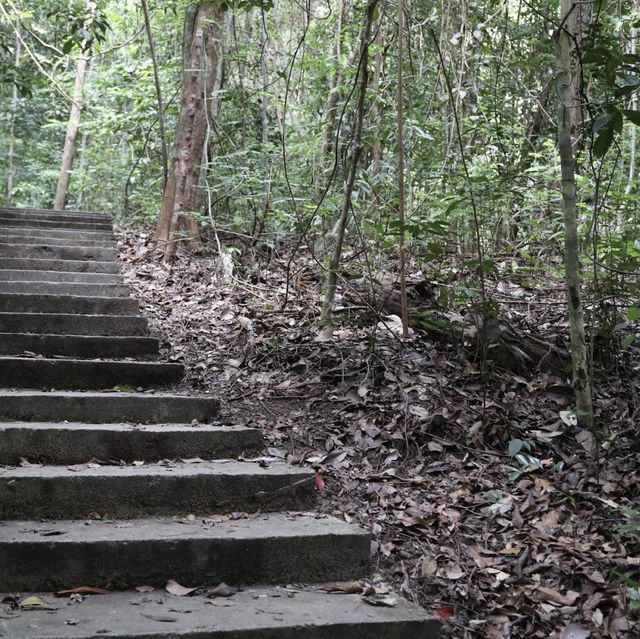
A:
[0,205,112,224]
[0,280,130,296]
[0,422,262,464]
[0,257,120,273]
[0,242,117,261]
[0,357,184,390]
[0,225,114,241]
[0,269,123,283]
[0,461,314,519]
[0,312,148,336]
[0,390,219,423]
[0,234,115,247]
[0,513,370,591]
[0,292,138,314]
[0,214,112,231]
[0,589,441,638]
[0,333,159,358]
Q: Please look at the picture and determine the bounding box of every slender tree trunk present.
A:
[154,3,223,259]
[320,0,379,327]
[141,0,168,190]
[622,9,638,230]
[7,35,20,201]
[370,25,383,180]
[556,0,594,430]
[54,53,90,210]
[396,0,408,337]
[322,0,346,166]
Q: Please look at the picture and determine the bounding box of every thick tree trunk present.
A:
[154,3,223,259]
[54,53,90,210]
[556,0,594,431]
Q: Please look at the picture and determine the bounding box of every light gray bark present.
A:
[556,0,594,430]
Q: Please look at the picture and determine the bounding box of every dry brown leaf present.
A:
[19,457,43,468]
[165,579,197,596]
[319,582,363,594]
[54,586,109,597]
[537,586,574,606]
[135,585,155,593]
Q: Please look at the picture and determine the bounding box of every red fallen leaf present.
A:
[315,473,326,491]
[435,604,455,620]
[54,586,109,597]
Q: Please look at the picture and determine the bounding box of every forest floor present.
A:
[117,226,639,639]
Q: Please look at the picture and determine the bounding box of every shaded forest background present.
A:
[1,0,640,636]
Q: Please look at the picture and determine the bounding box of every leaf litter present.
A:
[116,227,640,638]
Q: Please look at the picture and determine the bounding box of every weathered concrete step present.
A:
[0,333,159,357]
[0,312,148,336]
[0,205,112,224]
[0,234,115,247]
[0,589,441,638]
[0,214,112,231]
[0,422,262,464]
[0,390,218,423]
[0,357,184,390]
[0,257,120,273]
[0,280,130,297]
[0,225,114,241]
[0,242,117,261]
[0,269,123,283]
[0,293,138,314]
[0,461,314,519]
[0,514,370,590]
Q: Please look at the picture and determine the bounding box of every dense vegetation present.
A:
[1,0,640,635]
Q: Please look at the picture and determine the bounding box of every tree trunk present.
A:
[396,0,408,337]
[7,34,20,202]
[141,0,168,190]
[53,53,90,210]
[322,0,347,166]
[154,3,223,259]
[555,0,594,430]
[320,0,379,328]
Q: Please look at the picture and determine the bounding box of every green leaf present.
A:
[508,439,524,456]
[624,110,640,126]
[628,306,640,321]
[623,335,635,349]
[363,594,398,607]
[593,128,614,157]
[593,111,613,134]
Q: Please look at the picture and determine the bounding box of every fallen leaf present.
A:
[54,586,109,597]
[319,581,363,594]
[165,579,197,596]
[206,582,237,598]
[363,593,397,607]
[135,585,155,593]
[561,624,591,639]
[315,472,326,491]
[21,596,57,611]
[141,613,177,622]
[537,586,574,606]
[435,604,455,620]
[19,457,43,468]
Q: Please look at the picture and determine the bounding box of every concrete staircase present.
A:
[0,206,440,638]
